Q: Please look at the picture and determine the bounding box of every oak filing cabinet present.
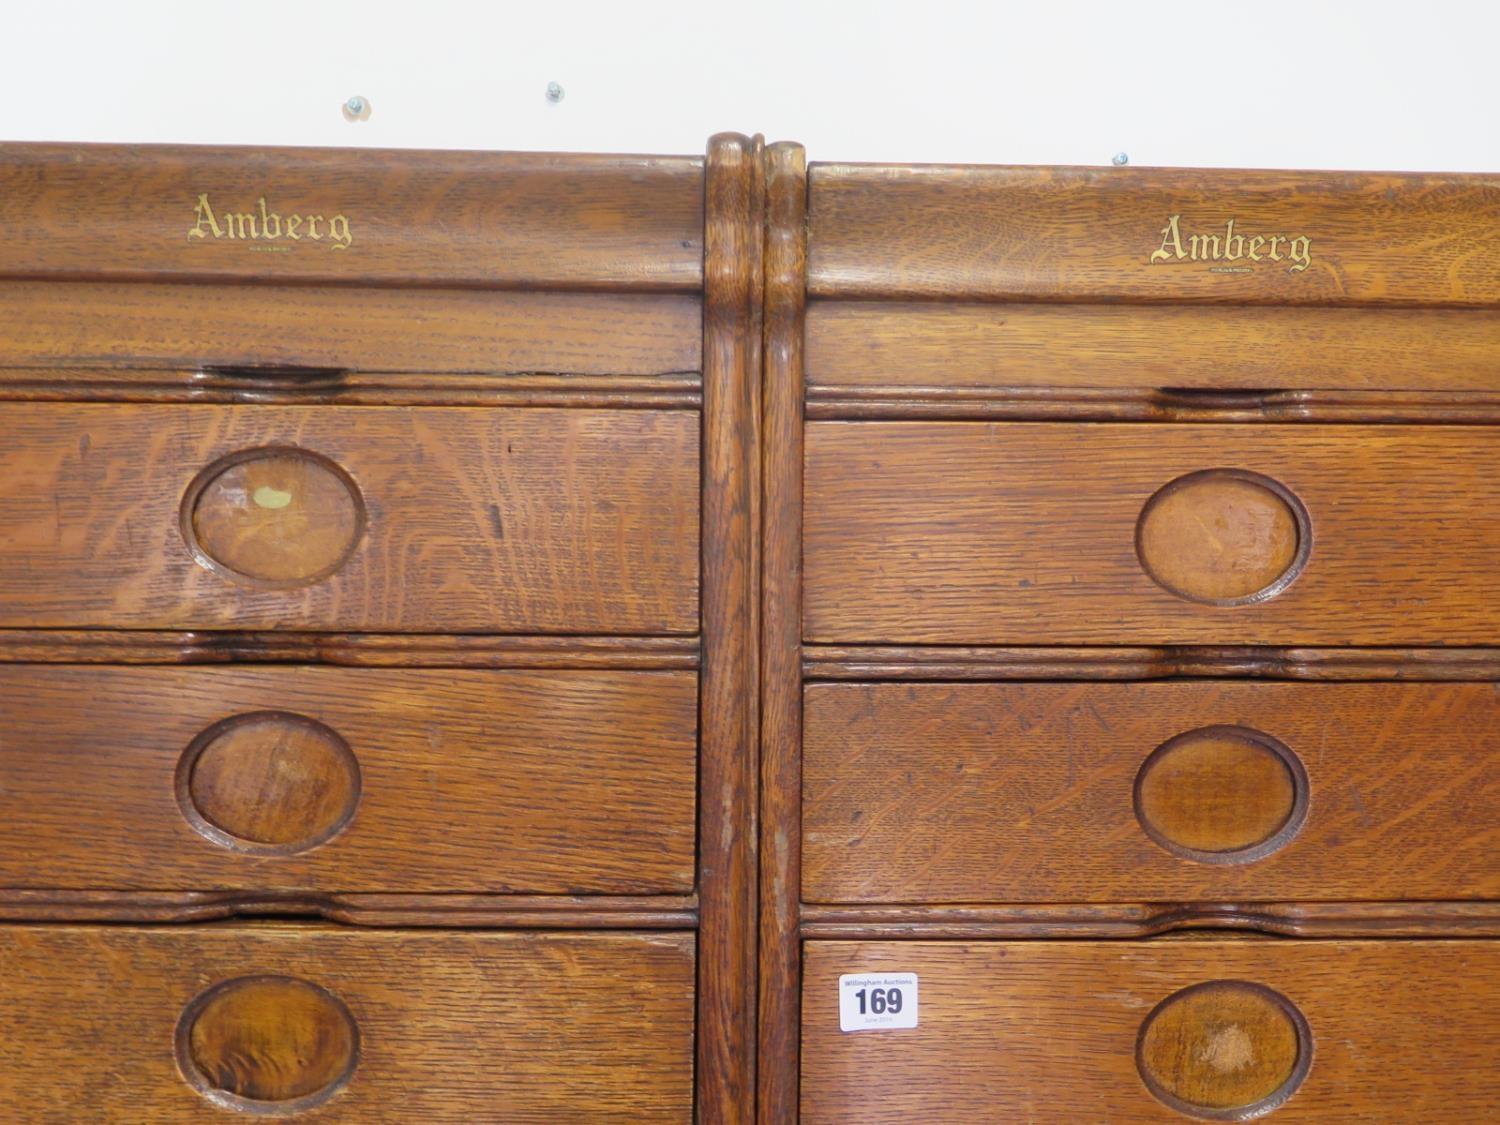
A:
[0,136,760,1122]
[772,159,1500,1121]
[1,136,1499,1121]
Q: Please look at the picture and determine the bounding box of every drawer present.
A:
[803,682,1500,904]
[0,925,694,1121]
[805,422,1500,645]
[0,666,695,894]
[806,302,1500,398]
[803,940,1500,1122]
[0,281,700,379]
[0,403,698,633]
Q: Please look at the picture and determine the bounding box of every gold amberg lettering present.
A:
[186,194,353,250]
[1150,214,1311,274]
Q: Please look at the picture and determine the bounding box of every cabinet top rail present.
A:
[809,161,1500,306]
[0,141,705,290]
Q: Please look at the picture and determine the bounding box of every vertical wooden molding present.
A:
[699,131,765,1123]
[758,141,807,1125]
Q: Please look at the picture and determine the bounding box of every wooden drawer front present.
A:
[803,940,1500,1122]
[0,666,695,894]
[0,404,698,633]
[807,422,1500,645]
[0,281,700,377]
[0,926,694,1121]
[805,682,1500,904]
[806,302,1500,398]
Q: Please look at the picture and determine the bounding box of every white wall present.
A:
[4,0,1495,171]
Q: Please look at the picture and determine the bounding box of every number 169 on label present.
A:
[839,972,919,1032]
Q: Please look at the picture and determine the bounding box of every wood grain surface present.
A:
[0,135,723,1119]
[1138,979,1306,1118]
[1133,726,1302,860]
[807,302,1500,393]
[0,281,700,377]
[800,900,1500,940]
[807,164,1500,305]
[0,890,699,929]
[182,710,364,853]
[804,681,1500,903]
[0,368,701,411]
[1134,469,1305,605]
[0,925,695,1121]
[0,630,700,668]
[758,139,808,1125]
[802,940,1500,1122]
[0,403,698,632]
[181,974,359,1110]
[186,446,367,587]
[697,130,763,1125]
[806,421,1500,645]
[0,665,695,893]
[803,644,1500,682]
[0,142,703,289]
[809,388,1500,426]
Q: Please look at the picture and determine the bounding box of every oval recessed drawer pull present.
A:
[1133,725,1309,865]
[1136,469,1311,605]
[180,446,366,588]
[1137,980,1312,1120]
[175,711,362,856]
[176,975,359,1114]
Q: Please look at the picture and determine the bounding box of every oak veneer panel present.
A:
[807,164,1500,305]
[0,666,695,894]
[806,301,1500,391]
[806,422,1500,645]
[0,925,695,1121]
[0,281,701,375]
[0,403,698,632]
[802,940,1500,1122]
[0,142,703,289]
[804,682,1500,903]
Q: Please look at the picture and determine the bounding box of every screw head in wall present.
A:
[546,82,565,103]
[1112,152,1130,166]
[342,96,370,122]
